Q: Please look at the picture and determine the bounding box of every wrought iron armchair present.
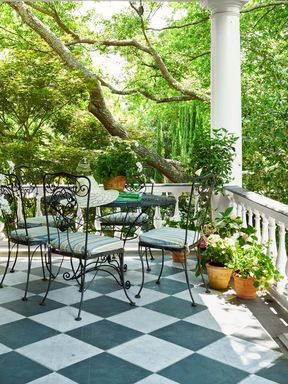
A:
[98,170,155,243]
[0,171,57,299]
[41,172,134,321]
[136,174,215,305]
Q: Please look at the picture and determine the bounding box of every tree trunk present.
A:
[9,1,189,182]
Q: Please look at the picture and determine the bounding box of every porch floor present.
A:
[1,253,288,384]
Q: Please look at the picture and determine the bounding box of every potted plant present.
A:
[94,139,142,191]
[197,207,242,289]
[231,227,282,299]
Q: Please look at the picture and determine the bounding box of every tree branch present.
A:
[26,1,80,40]
[8,1,187,182]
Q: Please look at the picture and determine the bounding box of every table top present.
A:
[105,193,176,208]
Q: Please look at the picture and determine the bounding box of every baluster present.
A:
[268,217,277,260]
[17,196,23,221]
[36,193,42,217]
[261,215,269,247]
[248,208,253,226]
[276,222,287,287]
[254,210,261,242]
[172,191,182,222]
[241,204,247,227]
[76,205,83,232]
[236,203,242,219]
[153,206,163,228]
[94,207,102,232]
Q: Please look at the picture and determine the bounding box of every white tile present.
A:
[108,307,178,333]
[198,335,282,373]
[30,307,102,332]
[239,374,279,384]
[39,285,101,305]
[0,342,12,355]
[109,334,193,372]
[135,373,179,384]
[29,372,78,384]
[107,286,169,306]
[2,271,40,286]
[165,271,204,285]
[0,286,33,304]
[0,307,24,326]
[16,334,103,371]
[184,309,224,333]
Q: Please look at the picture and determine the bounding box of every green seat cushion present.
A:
[50,232,124,257]
[18,215,55,229]
[10,226,58,243]
[99,212,148,225]
[139,227,199,250]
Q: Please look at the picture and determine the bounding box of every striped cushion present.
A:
[10,226,58,243]
[18,215,55,229]
[50,232,124,257]
[139,227,199,250]
[100,212,148,225]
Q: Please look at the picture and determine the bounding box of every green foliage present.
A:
[94,139,141,183]
[186,128,237,191]
[213,207,243,238]
[232,242,282,290]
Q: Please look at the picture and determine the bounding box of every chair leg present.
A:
[10,243,19,273]
[196,247,210,293]
[40,247,53,306]
[183,256,197,307]
[23,244,32,301]
[76,259,87,321]
[40,245,47,281]
[145,247,151,272]
[0,240,13,288]
[156,249,165,284]
[148,248,154,261]
[119,252,135,306]
[135,245,145,298]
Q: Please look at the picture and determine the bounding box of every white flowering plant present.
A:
[0,195,11,223]
[232,242,282,289]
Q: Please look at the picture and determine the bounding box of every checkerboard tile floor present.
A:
[1,256,288,384]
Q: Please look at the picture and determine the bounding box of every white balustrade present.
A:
[224,185,288,308]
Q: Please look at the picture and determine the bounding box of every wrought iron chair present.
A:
[136,174,215,305]
[98,170,155,243]
[0,171,57,299]
[41,172,134,321]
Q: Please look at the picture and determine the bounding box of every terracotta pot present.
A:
[206,263,233,290]
[171,251,186,263]
[233,273,258,299]
[104,176,127,191]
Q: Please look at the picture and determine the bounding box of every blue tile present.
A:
[151,321,225,351]
[159,354,248,384]
[87,277,122,294]
[0,318,59,349]
[2,295,64,316]
[67,319,143,349]
[59,352,150,384]
[0,351,51,384]
[145,296,207,318]
[144,278,188,295]
[256,357,288,384]
[14,278,68,294]
[72,295,134,318]
[137,264,183,277]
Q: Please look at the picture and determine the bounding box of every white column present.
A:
[201,0,248,186]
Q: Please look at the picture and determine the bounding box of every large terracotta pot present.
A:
[104,176,127,191]
[206,263,233,290]
[171,251,186,263]
[233,273,258,299]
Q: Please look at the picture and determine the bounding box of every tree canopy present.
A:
[0,1,287,201]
